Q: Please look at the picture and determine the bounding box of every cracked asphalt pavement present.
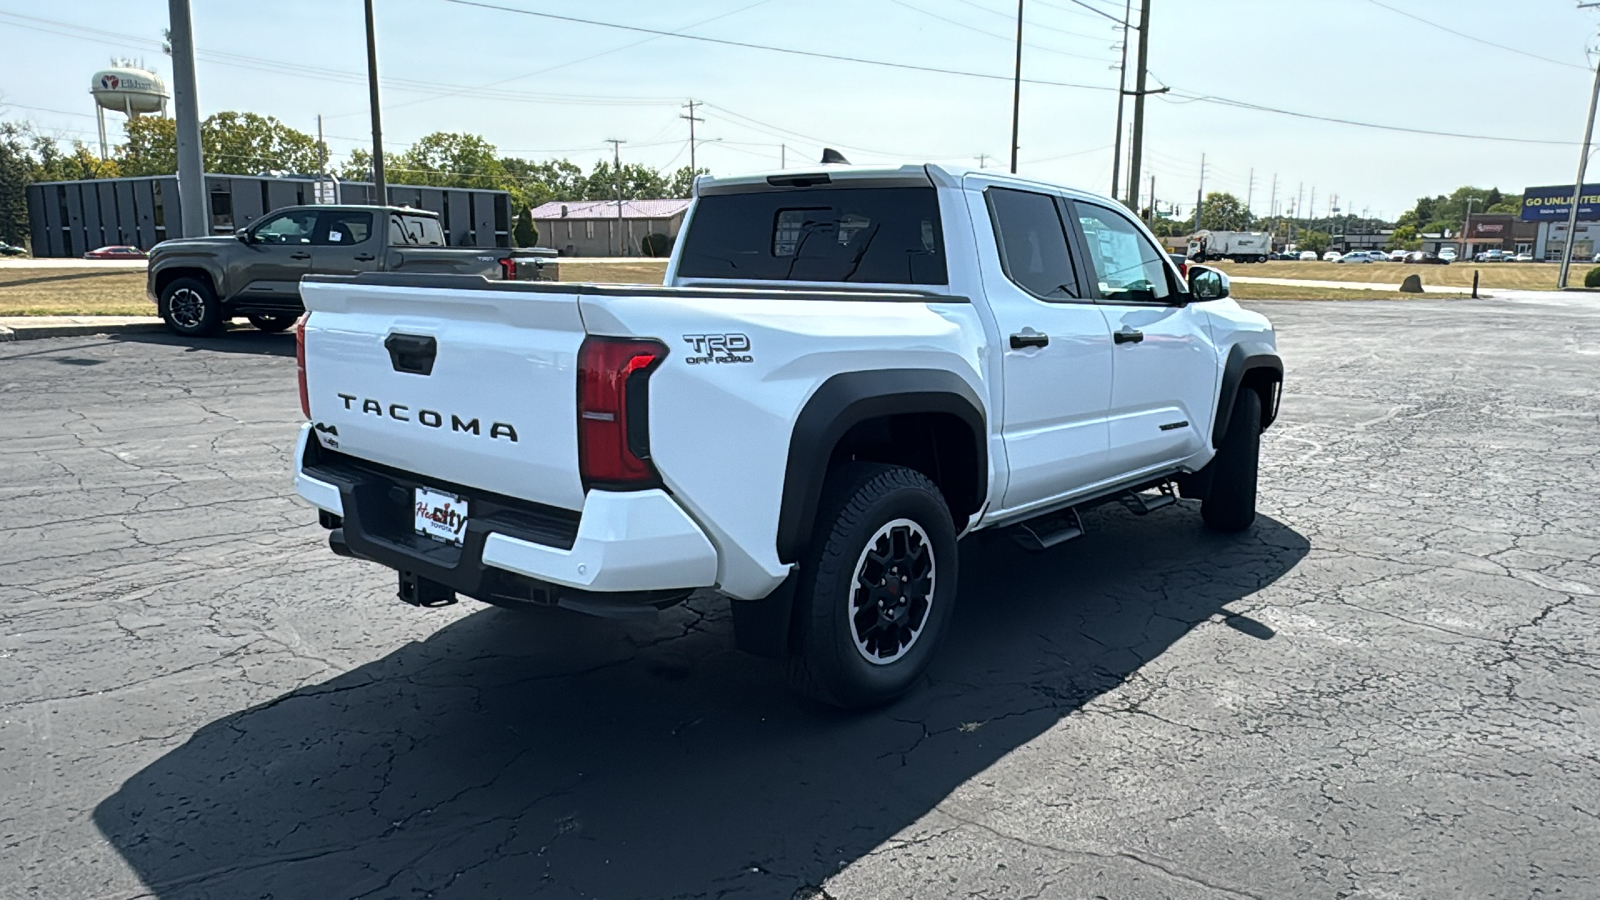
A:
[3,297,1598,899]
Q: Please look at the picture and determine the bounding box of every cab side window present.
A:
[316,211,373,245]
[251,210,319,245]
[1075,203,1174,304]
[986,187,1081,301]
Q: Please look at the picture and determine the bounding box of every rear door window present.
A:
[985,187,1081,301]
[389,214,445,246]
[677,187,946,284]
[315,211,372,245]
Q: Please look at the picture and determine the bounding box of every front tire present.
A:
[246,313,296,333]
[785,463,957,709]
[1201,388,1263,532]
[158,277,223,336]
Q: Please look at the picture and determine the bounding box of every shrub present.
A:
[640,232,673,258]
[1586,266,1600,289]
[513,211,538,248]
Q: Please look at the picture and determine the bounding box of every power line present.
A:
[944,0,1109,41]
[1359,0,1591,72]
[884,0,1117,63]
[1038,0,1126,26]
[438,0,1120,93]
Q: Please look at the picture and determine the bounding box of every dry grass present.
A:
[552,259,669,284]
[1228,282,1469,302]
[0,268,150,316]
[1212,259,1565,291]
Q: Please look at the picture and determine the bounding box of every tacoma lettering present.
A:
[333,395,517,441]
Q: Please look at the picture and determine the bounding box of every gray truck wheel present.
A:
[785,463,957,709]
[1201,388,1263,532]
[158,278,223,336]
[246,313,296,333]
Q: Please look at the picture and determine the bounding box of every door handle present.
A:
[290,251,311,260]
[354,253,375,261]
[1009,332,1049,349]
[1113,328,1145,345]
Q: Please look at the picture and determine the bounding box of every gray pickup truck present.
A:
[147,204,551,336]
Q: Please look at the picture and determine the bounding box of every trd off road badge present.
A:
[683,333,754,365]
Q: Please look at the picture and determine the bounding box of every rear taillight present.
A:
[577,336,667,487]
[295,313,310,419]
[498,258,516,280]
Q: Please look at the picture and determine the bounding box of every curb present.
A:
[0,318,167,342]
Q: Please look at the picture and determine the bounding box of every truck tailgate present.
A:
[300,277,587,511]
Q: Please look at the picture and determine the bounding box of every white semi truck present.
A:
[1188,230,1272,263]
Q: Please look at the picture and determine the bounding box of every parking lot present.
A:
[3,296,1598,899]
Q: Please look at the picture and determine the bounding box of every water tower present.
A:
[90,62,169,159]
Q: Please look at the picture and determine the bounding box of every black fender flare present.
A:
[151,261,225,302]
[775,369,987,564]
[1212,341,1282,448]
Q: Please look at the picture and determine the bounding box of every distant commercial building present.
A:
[25,173,512,258]
[1520,183,1600,261]
[529,198,691,257]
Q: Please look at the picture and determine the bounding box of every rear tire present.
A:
[158,277,223,337]
[1201,388,1263,532]
[246,313,296,333]
[785,463,957,709]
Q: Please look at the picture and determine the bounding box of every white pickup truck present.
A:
[292,163,1281,708]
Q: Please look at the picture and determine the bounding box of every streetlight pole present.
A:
[363,0,386,204]
[1559,6,1600,288]
[167,0,206,237]
[1009,0,1024,174]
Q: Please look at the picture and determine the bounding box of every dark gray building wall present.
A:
[25,174,510,257]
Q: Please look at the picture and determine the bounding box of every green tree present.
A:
[1386,224,1422,251]
[1196,191,1253,231]
[1298,230,1330,254]
[668,165,707,199]
[512,209,538,247]
[0,122,32,246]
[120,112,323,176]
[581,160,670,201]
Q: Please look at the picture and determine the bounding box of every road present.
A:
[3,298,1598,899]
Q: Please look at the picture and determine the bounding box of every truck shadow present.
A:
[110,327,296,358]
[93,506,1308,899]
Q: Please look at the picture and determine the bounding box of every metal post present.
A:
[1148,174,1155,226]
[1125,0,1151,207]
[1110,0,1131,197]
[317,114,325,175]
[780,143,786,169]
[364,0,387,204]
[606,139,625,257]
[1461,198,1476,261]
[1559,32,1600,288]
[1192,152,1205,234]
[1009,0,1024,174]
[167,0,206,237]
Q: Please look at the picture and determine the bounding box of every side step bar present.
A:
[1008,480,1180,552]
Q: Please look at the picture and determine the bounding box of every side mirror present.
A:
[236,229,253,244]
[1188,265,1230,301]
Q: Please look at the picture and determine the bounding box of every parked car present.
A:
[1271,250,1300,260]
[146,205,556,336]
[1404,251,1449,265]
[1298,250,1319,261]
[0,241,28,257]
[292,164,1282,707]
[1322,250,1342,261]
[84,245,148,260]
[1335,251,1375,263]
[1437,248,1459,262]
[1513,253,1534,262]
[1387,250,1410,262]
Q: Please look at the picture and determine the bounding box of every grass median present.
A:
[1212,259,1562,290]
[1228,282,1469,302]
[0,259,673,317]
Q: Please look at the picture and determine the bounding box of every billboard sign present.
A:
[1520,184,1600,222]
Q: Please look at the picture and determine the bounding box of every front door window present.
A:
[252,210,318,245]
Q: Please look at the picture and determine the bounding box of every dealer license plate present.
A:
[414,487,469,546]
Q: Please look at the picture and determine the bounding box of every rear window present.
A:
[390,214,445,246]
[676,187,947,284]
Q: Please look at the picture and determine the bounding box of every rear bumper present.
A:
[291,423,718,597]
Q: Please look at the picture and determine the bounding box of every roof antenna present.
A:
[820,148,850,165]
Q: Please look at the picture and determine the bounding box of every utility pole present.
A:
[681,99,703,173]
[1559,7,1600,288]
[977,153,991,169]
[1110,0,1132,197]
[316,114,325,175]
[363,0,386,204]
[167,0,206,237]
[606,138,625,257]
[1268,174,1278,241]
[1010,0,1024,173]
[1193,152,1206,234]
[1148,174,1156,226]
[1125,0,1153,208]
[780,144,786,169]
[1246,167,1256,216]
[1309,186,1317,221]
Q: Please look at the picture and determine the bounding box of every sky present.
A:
[1,0,1597,221]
